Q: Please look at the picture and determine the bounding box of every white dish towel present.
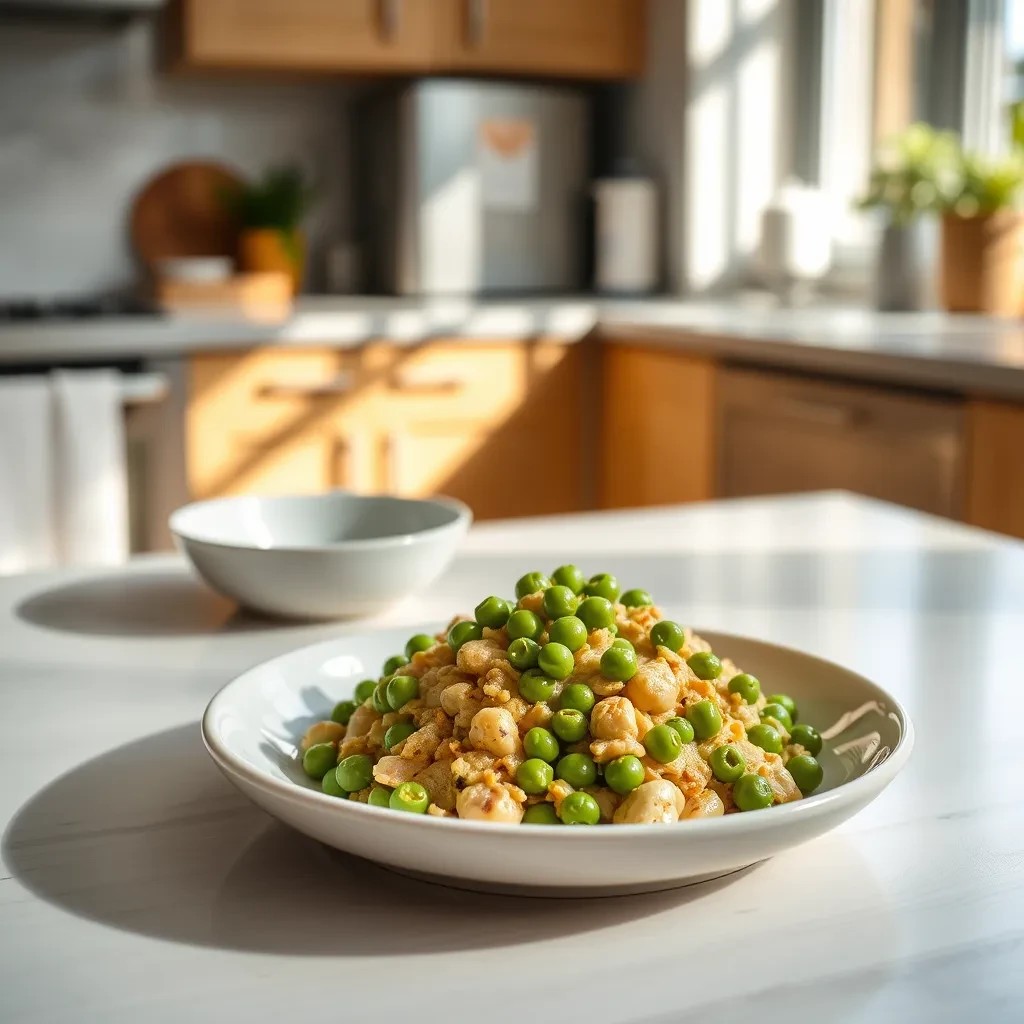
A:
[0,370,129,574]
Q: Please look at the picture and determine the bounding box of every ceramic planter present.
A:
[874,219,935,311]
[239,228,306,294]
[939,210,1024,316]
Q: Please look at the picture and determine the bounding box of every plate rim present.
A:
[202,626,915,840]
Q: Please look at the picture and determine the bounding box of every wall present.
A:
[0,18,354,298]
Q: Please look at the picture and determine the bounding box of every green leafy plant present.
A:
[951,150,1024,216]
[858,123,963,224]
[222,166,316,233]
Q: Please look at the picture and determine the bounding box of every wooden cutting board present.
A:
[130,161,244,268]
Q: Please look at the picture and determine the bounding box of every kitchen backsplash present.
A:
[0,18,354,298]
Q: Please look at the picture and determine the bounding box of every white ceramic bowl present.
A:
[202,626,914,896]
[170,492,471,619]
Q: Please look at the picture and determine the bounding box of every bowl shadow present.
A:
[15,569,290,637]
[3,723,760,956]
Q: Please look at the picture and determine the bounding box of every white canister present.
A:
[757,181,832,300]
[593,177,659,294]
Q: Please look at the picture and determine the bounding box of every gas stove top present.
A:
[0,296,164,321]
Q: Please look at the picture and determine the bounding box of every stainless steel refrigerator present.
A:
[358,79,589,296]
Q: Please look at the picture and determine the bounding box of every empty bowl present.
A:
[170,491,471,619]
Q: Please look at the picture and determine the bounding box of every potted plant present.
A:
[938,149,1024,315]
[225,166,316,294]
[858,123,961,311]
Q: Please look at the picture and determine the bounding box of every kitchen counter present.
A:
[3,294,1024,399]
[1,492,1022,1023]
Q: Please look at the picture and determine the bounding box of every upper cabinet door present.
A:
[168,0,439,74]
[439,0,646,79]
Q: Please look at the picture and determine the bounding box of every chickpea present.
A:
[456,782,524,823]
[590,696,638,740]
[299,720,345,752]
[624,658,678,714]
[612,779,686,824]
[468,706,520,757]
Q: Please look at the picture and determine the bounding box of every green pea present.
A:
[747,723,783,754]
[386,674,419,711]
[600,643,637,682]
[560,682,595,715]
[524,726,560,762]
[559,791,601,825]
[728,673,760,704]
[787,754,823,795]
[404,633,435,660]
[371,680,391,714]
[331,700,357,725]
[576,595,615,630]
[583,572,620,601]
[790,723,823,756]
[336,754,374,793]
[643,723,683,764]
[321,767,348,797]
[761,702,793,731]
[447,620,483,653]
[733,772,774,811]
[611,636,634,650]
[382,654,407,676]
[519,669,558,704]
[515,571,551,599]
[542,585,579,619]
[556,752,597,789]
[538,642,575,680]
[605,754,645,795]
[475,595,512,628]
[686,699,723,740]
[665,716,695,744]
[551,708,588,743]
[522,802,561,825]
[383,720,417,751]
[302,742,337,780]
[650,620,686,653]
[620,588,653,607]
[389,781,430,814]
[548,615,588,652]
[687,651,722,680]
[768,693,798,722]
[516,758,555,795]
[710,744,746,783]
[507,637,541,671]
[507,609,545,642]
[368,785,392,808]
[551,564,586,594]
[354,679,377,703]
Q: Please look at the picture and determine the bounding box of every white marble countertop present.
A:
[3,293,1024,398]
[1,492,1022,1023]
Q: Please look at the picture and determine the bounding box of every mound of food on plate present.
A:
[297,567,825,825]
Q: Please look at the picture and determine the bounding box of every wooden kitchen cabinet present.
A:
[600,345,717,509]
[165,0,645,78]
[437,0,646,80]
[966,399,1024,540]
[165,0,438,74]
[186,340,587,520]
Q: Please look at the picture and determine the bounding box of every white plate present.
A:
[202,627,913,896]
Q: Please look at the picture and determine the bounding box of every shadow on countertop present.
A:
[2,723,757,957]
[15,568,288,637]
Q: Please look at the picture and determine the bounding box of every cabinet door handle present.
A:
[466,0,487,47]
[778,398,861,428]
[259,374,354,399]
[379,0,401,42]
[391,369,467,394]
[383,430,403,493]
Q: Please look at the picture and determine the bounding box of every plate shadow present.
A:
[3,723,759,956]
